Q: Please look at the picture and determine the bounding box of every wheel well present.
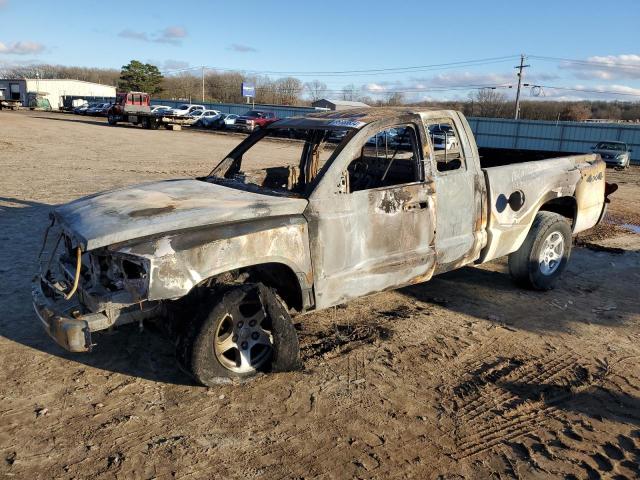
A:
[241,263,303,312]
[538,196,577,228]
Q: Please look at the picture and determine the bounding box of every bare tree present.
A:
[0,63,119,85]
[304,80,328,102]
[385,92,405,106]
[560,103,592,121]
[469,89,509,118]
[342,84,359,101]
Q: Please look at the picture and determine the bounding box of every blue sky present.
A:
[1,0,639,101]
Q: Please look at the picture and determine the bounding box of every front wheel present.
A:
[176,283,301,385]
[508,212,572,290]
[107,114,117,125]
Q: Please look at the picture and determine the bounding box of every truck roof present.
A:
[272,106,442,130]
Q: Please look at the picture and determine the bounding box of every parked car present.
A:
[429,124,459,151]
[193,111,223,127]
[234,110,278,132]
[32,108,614,385]
[204,113,237,130]
[366,128,397,146]
[220,113,239,129]
[86,103,112,116]
[73,103,91,115]
[591,141,632,169]
[170,104,205,116]
[150,105,172,114]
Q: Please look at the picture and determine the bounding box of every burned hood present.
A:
[54,179,308,251]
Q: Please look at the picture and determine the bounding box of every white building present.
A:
[0,78,116,110]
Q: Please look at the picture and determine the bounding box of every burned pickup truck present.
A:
[33,108,612,385]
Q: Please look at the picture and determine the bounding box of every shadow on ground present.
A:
[399,249,639,332]
[501,380,640,427]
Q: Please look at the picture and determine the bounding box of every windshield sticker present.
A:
[328,119,366,128]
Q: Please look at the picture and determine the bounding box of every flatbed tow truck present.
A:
[107,91,197,129]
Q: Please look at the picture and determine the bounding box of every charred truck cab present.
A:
[33,108,614,386]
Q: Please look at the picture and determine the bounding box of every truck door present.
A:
[306,121,436,310]
[420,113,484,272]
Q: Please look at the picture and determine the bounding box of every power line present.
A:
[160,55,519,77]
[320,83,514,94]
[523,84,640,98]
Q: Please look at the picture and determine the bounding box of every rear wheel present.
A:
[107,114,117,125]
[141,117,150,129]
[176,283,301,385]
[508,212,572,290]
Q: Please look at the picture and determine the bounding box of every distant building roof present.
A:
[312,98,370,110]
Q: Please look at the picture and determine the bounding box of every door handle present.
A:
[403,201,428,211]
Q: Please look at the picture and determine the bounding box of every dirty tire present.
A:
[508,211,571,291]
[141,117,151,129]
[107,114,117,125]
[176,283,301,386]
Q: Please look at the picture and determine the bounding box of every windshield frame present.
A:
[595,141,627,151]
[206,125,358,198]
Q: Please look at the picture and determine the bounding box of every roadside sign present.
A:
[241,82,255,98]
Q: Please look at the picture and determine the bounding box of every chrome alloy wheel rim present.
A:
[213,297,273,374]
[539,231,564,276]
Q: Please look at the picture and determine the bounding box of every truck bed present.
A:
[480,153,605,263]
[478,147,584,168]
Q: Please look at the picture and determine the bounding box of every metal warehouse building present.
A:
[0,78,115,110]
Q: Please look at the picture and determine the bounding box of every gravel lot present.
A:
[1,110,639,479]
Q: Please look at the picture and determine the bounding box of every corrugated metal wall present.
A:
[150,98,319,118]
[468,117,640,164]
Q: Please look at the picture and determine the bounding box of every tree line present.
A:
[1,61,639,121]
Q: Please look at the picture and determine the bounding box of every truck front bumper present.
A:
[32,277,114,352]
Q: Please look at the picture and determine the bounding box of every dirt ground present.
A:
[1,110,639,480]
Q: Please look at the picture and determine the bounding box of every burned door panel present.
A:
[420,113,485,273]
[306,117,437,310]
[307,182,435,309]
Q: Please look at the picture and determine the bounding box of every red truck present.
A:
[107,92,198,129]
[233,110,278,132]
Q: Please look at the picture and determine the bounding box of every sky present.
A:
[1,0,639,102]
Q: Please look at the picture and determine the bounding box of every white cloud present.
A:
[528,83,640,101]
[0,41,45,55]
[156,26,187,44]
[118,29,149,41]
[163,59,189,70]
[227,43,257,53]
[419,71,514,87]
[118,26,187,45]
[560,54,640,80]
[365,83,387,92]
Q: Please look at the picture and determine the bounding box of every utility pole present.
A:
[201,66,205,102]
[513,54,530,119]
